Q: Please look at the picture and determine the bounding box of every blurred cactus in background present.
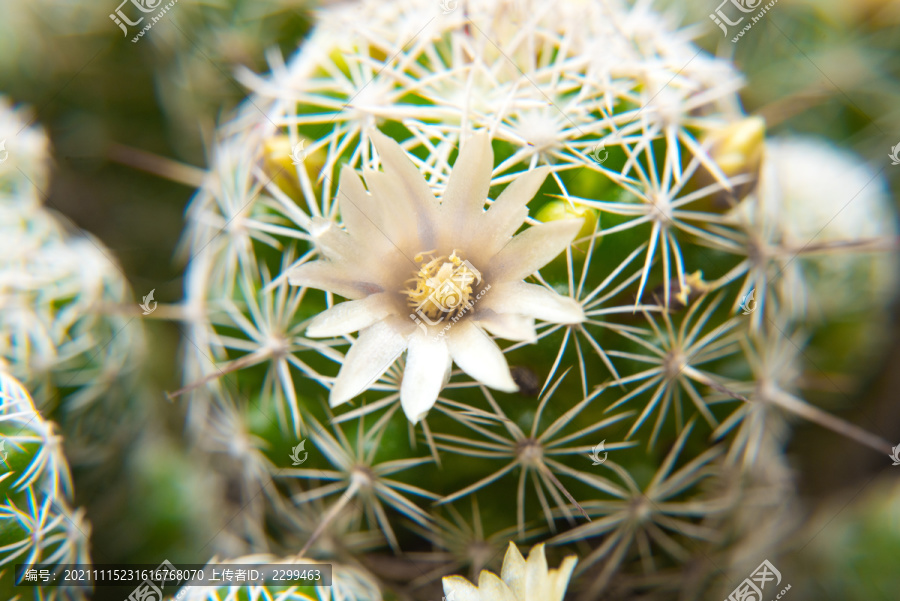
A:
[0,98,145,471]
[0,370,92,601]
[0,0,315,160]
[175,0,899,599]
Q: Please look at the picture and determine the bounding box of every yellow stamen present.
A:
[404,250,480,321]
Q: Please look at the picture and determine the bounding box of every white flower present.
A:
[289,130,585,423]
[442,542,577,601]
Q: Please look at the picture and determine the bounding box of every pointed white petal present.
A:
[330,319,409,406]
[477,570,517,601]
[288,260,382,300]
[442,131,493,223]
[304,217,398,286]
[369,130,435,206]
[443,576,481,601]
[336,164,396,252]
[525,544,550,601]
[547,556,577,601]
[400,332,451,423]
[306,216,365,264]
[481,282,585,324]
[446,321,517,392]
[488,219,582,282]
[481,166,550,253]
[363,170,424,248]
[306,293,395,338]
[363,170,431,249]
[368,130,439,248]
[473,310,537,342]
[501,542,527,599]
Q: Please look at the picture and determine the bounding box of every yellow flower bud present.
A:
[536,200,599,248]
[262,134,325,207]
[705,116,766,178]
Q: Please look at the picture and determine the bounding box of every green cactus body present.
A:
[169,0,898,599]
[0,371,91,601]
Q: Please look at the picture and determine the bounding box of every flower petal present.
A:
[306,293,395,338]
[400,332,451,424]
[501,542,527,599]
[368,130,439,248]
[525,544,551,601]
[487,219,582,282]
[473,309,537,343]
[335,164,397,253]
[446,321,517,393]
[363,170,432,251]
[547,556,577,601]
[476,570,518,601]
[330,319,409,406]
[441,131,493,226]
[288,260,382,300]
[481,282,585,324]
[443,575,481,601]
[306,216,368,265]
[481,166,550,254]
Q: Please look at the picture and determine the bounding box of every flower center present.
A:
[404,250,481,322]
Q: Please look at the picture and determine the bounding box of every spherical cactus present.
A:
[0,370,92,601]
[0,97,145,469]
[177,0,898,599]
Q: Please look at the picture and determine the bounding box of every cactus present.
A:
[0,98,145,474]
[0,97,154,599]
[0,1,896,601]
[0,370,92,601]
[0,0,316,161]
[174,0,898,599]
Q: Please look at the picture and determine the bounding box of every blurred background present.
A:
[0,0,898,599]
